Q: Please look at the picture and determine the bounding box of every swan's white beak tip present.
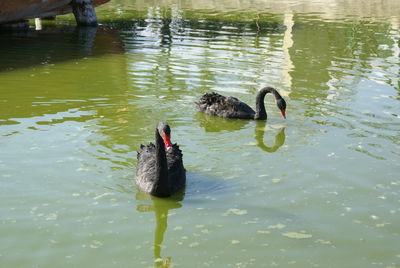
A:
[166,146,172,151]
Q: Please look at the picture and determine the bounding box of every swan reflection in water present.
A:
[255,121,285,153]
[196,113,286,152]
[136,190,184,267]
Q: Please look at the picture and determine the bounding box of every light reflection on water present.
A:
[0,0,400,267]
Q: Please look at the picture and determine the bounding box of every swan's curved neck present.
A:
[154,130,170,196]
[254,87,282,120]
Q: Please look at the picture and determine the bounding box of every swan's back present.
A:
[165,144,186,193]
[136,143,186,195]
[196,92,255,119]
[136,143,158,194]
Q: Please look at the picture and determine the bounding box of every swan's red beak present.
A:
[281,110,286,119]
[163,133,172,151]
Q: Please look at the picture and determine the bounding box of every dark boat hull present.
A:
[0,0,110,24]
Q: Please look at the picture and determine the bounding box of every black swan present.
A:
[136,122,186,197]
[196,86,286,120]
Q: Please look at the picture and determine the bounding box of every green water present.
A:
[1,0,399,267]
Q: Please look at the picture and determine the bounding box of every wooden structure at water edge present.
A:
[0,0,110,28]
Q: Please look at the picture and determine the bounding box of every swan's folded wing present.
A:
[166,144,186,192]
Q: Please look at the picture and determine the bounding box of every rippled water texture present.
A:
[1,0,399,267]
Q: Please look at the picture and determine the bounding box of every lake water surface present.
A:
[1,0,399,267]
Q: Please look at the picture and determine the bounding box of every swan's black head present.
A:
[157,121,172,151]
[276,98,286,119]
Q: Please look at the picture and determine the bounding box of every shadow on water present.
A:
[103,17,283,38]
[0,24,130,133]
[195,112,249,132]
[184,170,228,199]
[0,15,283,73]
[0,25,124,73]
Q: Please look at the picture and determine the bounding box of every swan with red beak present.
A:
[160,124,173,151]
[136,121,186,197]
[196,86,287,120]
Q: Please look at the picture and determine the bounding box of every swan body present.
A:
[196,87,286,120]
[136,122,186,197]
